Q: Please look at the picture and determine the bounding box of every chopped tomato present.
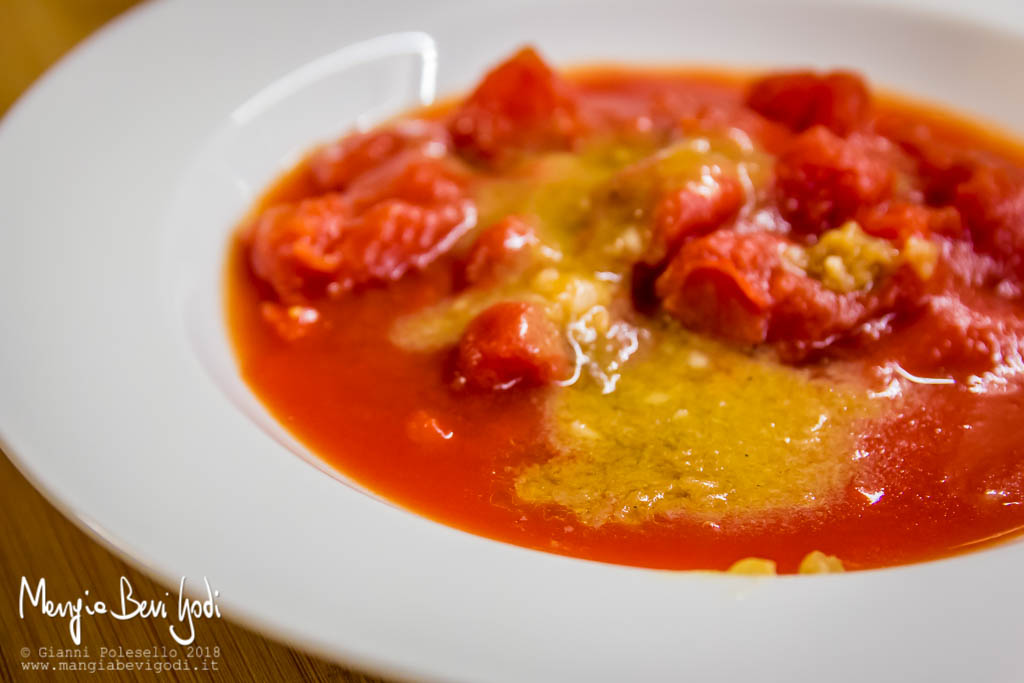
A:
[248,194,350,304]
[775,127,896,235]
[648,174,745,263]
[656,230,877,356]
[747,70,870,136]
[343,151,465,212]
[462,215,539,286]
[448,47,580,164]
[656,231,784,345]
[876,117,975,205]
[248,153,474,305]
[954,165,1024,281]
[885,294,1024,378]
[857,202,963,242]
[767,268,870,360]
[453,301,569,390]
[259,302,320,341]
[309,121,451,191]
[334,197,473,289]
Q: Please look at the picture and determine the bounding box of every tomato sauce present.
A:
[227,49,1024,572]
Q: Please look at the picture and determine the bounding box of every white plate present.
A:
[3,0,1024,681]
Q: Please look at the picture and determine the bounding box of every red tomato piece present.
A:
[334,197,474,289]
[876,118,975,205]
[857,202,964,242]
[248,153,474,304]
[462,215,539,286]
[248,194,350,304]
[258,302,320,342]
[747,70,870,136]
[655,230,875,356]
[649,174,745,263]
[655,231,784,344]
[448,47,580,164]
[767,268,869,360]
[310,121,450,191]
[343,151,466,213]
[894,294,1024,378]
[954,165,1024,280]
[775,126,895,235]
[453,301,569,391]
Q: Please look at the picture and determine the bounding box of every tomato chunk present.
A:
[954,165,1024,281]
[876,117,975,205]
[248,194,350,304]
[448,47,580,164]
[342,151,466,212]
[309,121,450,191]
[747,70,870,136]
[336,197,473,288]
[453,301,569,390]
[462,215,539,286]
[248,153,474,304]
[767,268,869,359]
[655,231,784,345]
[655,230,874,356]
[649,174,745,263]
[259,302,320,341]
[890,294,1024,378]
[857,202,963,242]
[775,127,895,235]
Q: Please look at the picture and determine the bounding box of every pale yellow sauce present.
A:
[517,322,874,526]
[391,132,884,529]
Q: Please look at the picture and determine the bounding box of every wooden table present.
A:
[0,2,388,680]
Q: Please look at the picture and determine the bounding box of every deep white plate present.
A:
[3,0,1024,681]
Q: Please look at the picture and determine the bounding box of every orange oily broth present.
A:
[228,69,1024,572]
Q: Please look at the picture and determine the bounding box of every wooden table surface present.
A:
[0,2,389,680]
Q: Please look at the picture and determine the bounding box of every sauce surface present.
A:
[228,50,1024,573]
